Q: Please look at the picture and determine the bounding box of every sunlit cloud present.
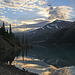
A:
[0,0,74,32]
[0,12,4,14]
[12,27,39,32]
[0,16,12,24]
[0,16,6,18]
[0,4,5,9]
[21,20,39,25]
[0,0,43,11]
[38,6,73,21]
[4,11,7,13]
[0,0,47,26]
[38,1,46,5]
[21,18,49,25]
[14,20,18,22]
[49,6,73,20]
[19,10,23,12]
[37,10,49,17]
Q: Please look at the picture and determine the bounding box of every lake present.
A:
[2,45,75,75]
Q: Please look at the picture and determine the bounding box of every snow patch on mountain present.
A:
[50,24,58,29]
[56,20,62,22]
[47,26,52,29]
[42,27,44,30]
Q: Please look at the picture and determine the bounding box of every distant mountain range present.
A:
[15,20,74,44]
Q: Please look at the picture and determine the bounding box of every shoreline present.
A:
[0,61,38,75]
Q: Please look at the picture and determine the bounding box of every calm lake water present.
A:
[2,45,75,75]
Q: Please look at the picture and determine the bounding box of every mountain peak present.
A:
[43,20,72,30]
[54,19,69,23]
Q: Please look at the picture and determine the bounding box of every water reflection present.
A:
[1,45,75,75]
[12,56,75,75]
[30,45,75,67]
[12,56,50,74]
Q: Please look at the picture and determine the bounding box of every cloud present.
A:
[12,27,39,32]
[0,12,4,14]
[12,18,49,32]
[21,18,48,25]
[14,20,18,22]
[38,0,46,5]
[0,4,5,9]
[0,0,74,33]
[19,10,23,12]
[0,16,13,24]
[38,5,73,21]
[4,11,7,13]
[0,16,5,18]
[0,0,45,11]
[21,21,38,25]
[37,9,49,17]
[0,0,47,26]
[49,6,73,20]
[0,16,17,27]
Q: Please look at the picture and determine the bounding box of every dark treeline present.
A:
[0,22,13,37]
[0,22,31,48]
[0,22,21,47]
[21,33,32,49]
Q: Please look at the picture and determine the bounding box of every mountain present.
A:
[14,20,49,38]
[43,21,75,45]
[14,21,49,33]
[25,20,72,43]
[43,20,71,29]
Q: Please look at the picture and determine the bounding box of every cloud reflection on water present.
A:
[11,56,75,75]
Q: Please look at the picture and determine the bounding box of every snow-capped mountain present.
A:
[15,20,72,44]
[42,20,71,30]
[43,21,75,44]
[27,20,71,34]
[24,20,72,43]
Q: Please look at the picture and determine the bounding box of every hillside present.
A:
[0,22,22,60]
[44,21,75,45]
[15,20,74,45]
[0,22,38,75]
[0,35,20,53]
[25,20,72,43]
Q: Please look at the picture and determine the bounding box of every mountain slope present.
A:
[26,20,72,43]
[44,21,75,44]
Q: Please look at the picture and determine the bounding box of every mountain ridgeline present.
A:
[15,20,75,45]
[44,21,75,45]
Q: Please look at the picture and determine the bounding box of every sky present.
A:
[0,0,75,32]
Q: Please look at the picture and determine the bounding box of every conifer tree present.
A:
[25,37,29,48]
[22,33,24,45]
[7,29,8,34]
[9,24,12,34]
[26,38,28,45]
[3,21,5,32]
[1,21,5,35]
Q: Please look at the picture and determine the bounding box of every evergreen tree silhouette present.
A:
[26,38,28,45]
[25,37,29,48]
[0,21,6,35]
[3,21,5,32]
[6,29,8,34]
[9,24,12,34]
[22,33,24,45]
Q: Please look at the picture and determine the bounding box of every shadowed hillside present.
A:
[44,21,75,45]
[0,22,21,59]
